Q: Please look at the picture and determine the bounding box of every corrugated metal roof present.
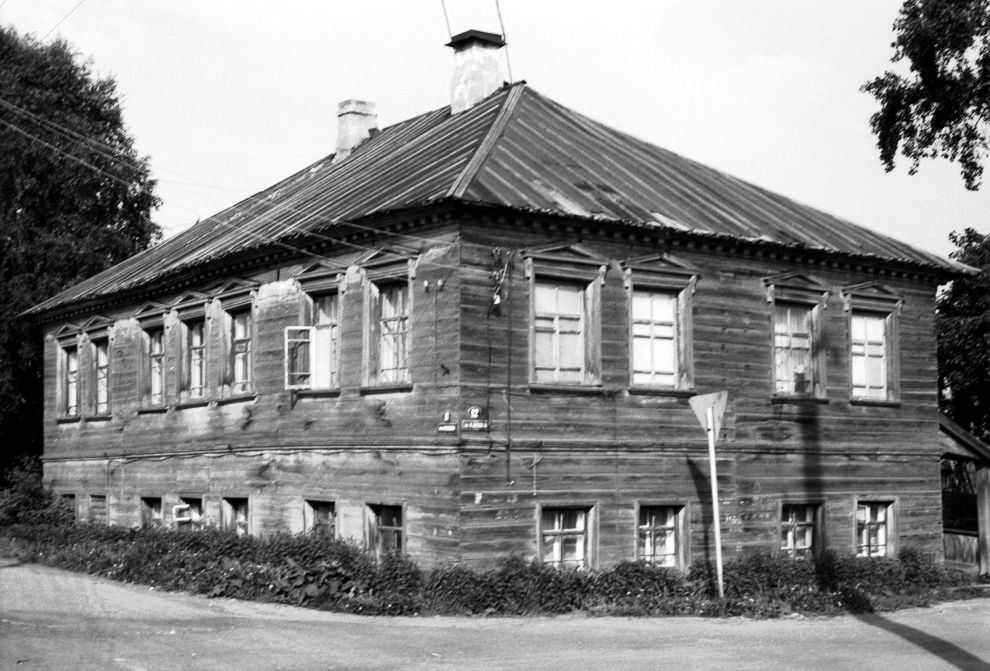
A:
[29,83,963,316]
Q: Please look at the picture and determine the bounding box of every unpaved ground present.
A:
[1,559,989,670]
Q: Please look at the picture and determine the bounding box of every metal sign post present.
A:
[690,391,728,599]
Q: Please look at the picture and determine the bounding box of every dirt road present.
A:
[1,559,988,670]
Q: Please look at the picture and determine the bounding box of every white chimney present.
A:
[334,99,378,163]
[447,30,506,114]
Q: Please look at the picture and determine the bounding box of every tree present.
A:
[937,228,990,440]
[0,27,161,476]
[863,0,990,190]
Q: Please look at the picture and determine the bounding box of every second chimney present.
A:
[334,99,378,163]
[447,29,506,114]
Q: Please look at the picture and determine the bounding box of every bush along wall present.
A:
[1,519,980,618]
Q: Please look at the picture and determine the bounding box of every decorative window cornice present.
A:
[622,253,698,291]
[840,281,902,314]
[763,272,830,306]
[523,244,608,284]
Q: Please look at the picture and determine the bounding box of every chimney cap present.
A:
[446,29,505,49]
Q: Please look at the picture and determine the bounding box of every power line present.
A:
[495,0,513,82]
[439,0,452,40]
[42,0,86,40]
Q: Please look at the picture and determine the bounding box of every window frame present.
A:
[363,258,415,388]
[855,499,898,558]
[841,283,901,404]
[88,493,108,524]
[525,251,605,388]
[91,337,111,415]
[623,259,697,392]
[538,503,596,569]
[58,338,80,418]
[179,314,207,402]
[366,503,404,558]
[304,499,337,536]
[285,291,343,391]
[221,497,250,536]
[141,496,163,529]
[764,274,830,399]
[229,309,254,395]
[174,497,204,530]
[779,502,822,559]
[635,502,688,568]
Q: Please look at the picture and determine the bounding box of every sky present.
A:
[2,0,988,261]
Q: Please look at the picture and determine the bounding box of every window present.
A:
[182,319,206,400]
[534,282,587,384]
[367,504,402,557]
[637,505,683,567]
[222,497,249,535]
[62,344,79,416]
[780,504,818,558]
[89,494,107,524]
[230,310,252,394]
[304,500,336,536]
[285,294,341,390]
[60,493,77,521]
[174,497,204,529]
[93,339,110,414]
[541,507,590,569]
[147,328,165,405]
[141,497,163,528]
[631,291,678,387]
[857,502,892,557]
[377,283,409,384]
[851,313,888,399]
[773,303,814,395]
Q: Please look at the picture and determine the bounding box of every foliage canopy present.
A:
[0,26,161,474]
[863,0,990,189]
[937,228,990,440]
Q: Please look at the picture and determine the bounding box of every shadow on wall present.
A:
[854,612,990,671]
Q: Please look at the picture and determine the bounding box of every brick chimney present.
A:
[447,29,506,114]
[334,99,378,163]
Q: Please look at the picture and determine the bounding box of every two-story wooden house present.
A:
[29,31,971,570]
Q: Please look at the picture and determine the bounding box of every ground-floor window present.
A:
[368,504,402,557]
[222,497,249,535]
[88,494,107,524]
[141,497,163,528]
[305,500,336,536]
[637,505,683,567]
[174,497,204,530]
[856,501,892,557]
[780,504,819,558]
[60,493,77,521]
[541,507,591,569]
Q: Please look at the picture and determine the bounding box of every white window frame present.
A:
[539,505,594,569]
[148,328,166,406]
[285,293,342,390]
[363,260,414,388]
[780,503,820,559]
[367,503,403,558]
[92,338,110,415]
[764,274,829,399]
[856,500,896,558]
[841,283,901,403]
[532,280,589,384]
[773,302,815,395]
[60,341,79,417]
[181,317,207,401]
[230,310,253,395]
[636,504,686,568]
[850,311,892,400]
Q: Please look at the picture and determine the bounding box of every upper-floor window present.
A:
[624,255,697,391]
[631,291,678,387]
[773,303,814,395]
[365,277,411,386]
[850,312,888,400]
[534,281,586,384]
[62,344,79,416]
[285,293,341,390]
[93,339,110,414]
[230,310,253,394]
[182,319,206,400]
[148,328,165,406]
[842,283,901,403]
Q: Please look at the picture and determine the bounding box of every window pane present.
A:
[556,285,583,315]
[631,290,678,387]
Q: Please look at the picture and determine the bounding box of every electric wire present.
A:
[439,0,452,40]
[42,0,86,40]
[495,0,513,82]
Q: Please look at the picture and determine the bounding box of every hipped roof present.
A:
[29,83,968,317]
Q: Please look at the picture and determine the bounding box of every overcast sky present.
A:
[3,1,987,261]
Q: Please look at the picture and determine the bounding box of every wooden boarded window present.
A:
[533,282,586,384]
[182,319,206,400]
[231,310,253,394]
[146,328,166,406]
[780,504,818,558]
[856,502,892,557]
[631,291,678,387]
[304,500,336,536]
[222,497,249,536]
[141,497,163,528]
[62,344,79,416]
[367,504,403,557]
[850,313,888,399]
[174,497,204,530]
[541,507,590,569]
[773,303,813,395]
[88,494,107,524]
[637,505,682,567]
[93,339,110,414]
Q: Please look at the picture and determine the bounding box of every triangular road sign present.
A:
[689,391,728,438]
